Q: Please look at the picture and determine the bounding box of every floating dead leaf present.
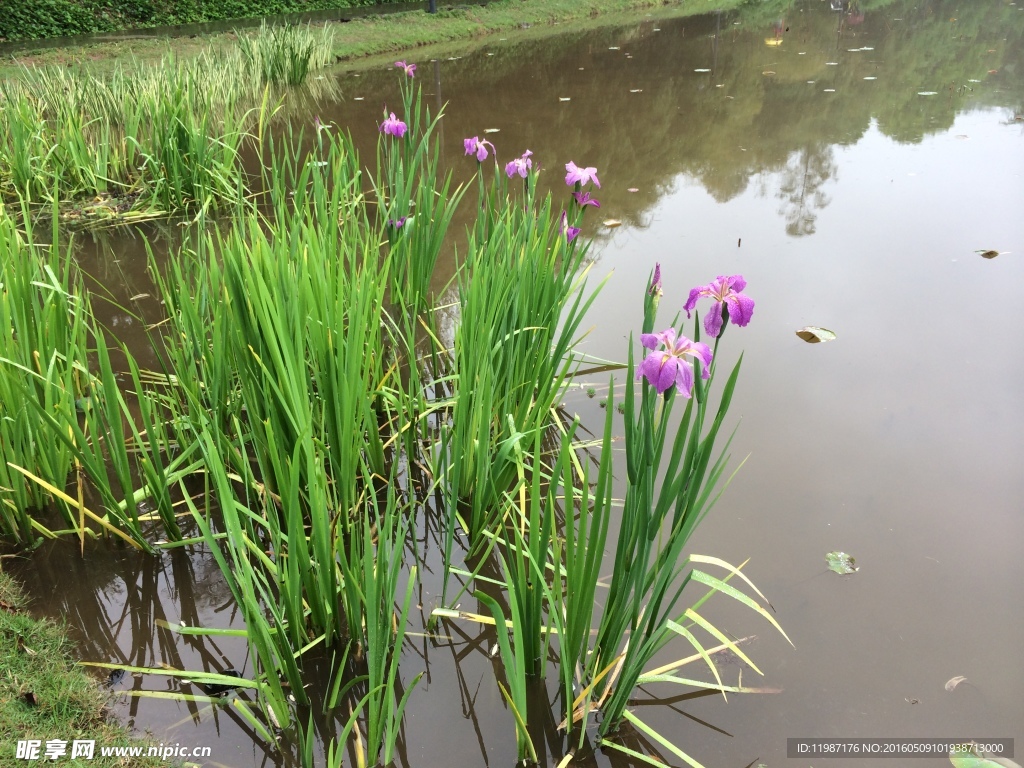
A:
[823,88,836,93]
[976,249,1005,259]
[629,89,643,93]
[559,97,571,102]
[603,219,622,228]
[918,91,939,96]
[762,70,777,75]
[353,97,364,101]
[864,76,877,80]
[765,38,783,46]
[694,68,711,73]
[944,675,968,691]
[826,551,858,574]
[627,187,639,192]
[608,46,620,50]
[483,128,500,133]
[129,293,150,301]
[796,326,836,343]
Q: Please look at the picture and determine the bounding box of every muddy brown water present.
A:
[7,1,1024,766]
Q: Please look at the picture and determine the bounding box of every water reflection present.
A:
[9,1,1024,766]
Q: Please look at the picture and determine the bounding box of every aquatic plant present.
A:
[0,209,90,541]
[0,58,791,768]
[0,23,335,217]
[505,150,534,179]
[684,273,756,337]
[564,160,602,188]
[636,328,713,396]
[464,136,495,162]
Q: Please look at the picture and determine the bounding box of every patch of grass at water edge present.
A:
[0,572,162,768]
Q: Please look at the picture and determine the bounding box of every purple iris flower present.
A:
[395,61,416,77]
[636,328,713,396]
[683,274,755,338]
[388,216,408,229]
[565,161,601,189]
[464,136,495,162]
[379,112,408,138]
[505,150,533,178]
[572,190,601,208]
[560,211,580,243]
[649,263,662,296]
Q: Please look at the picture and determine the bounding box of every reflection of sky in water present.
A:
[13,1,1024,766]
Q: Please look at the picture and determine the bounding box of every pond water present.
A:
[9,1,1024,766]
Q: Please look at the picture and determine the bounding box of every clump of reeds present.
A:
[0,62,791,768]
[0,23,336,217]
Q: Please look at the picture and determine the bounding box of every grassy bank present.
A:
[0,573,161,767]
[1,0,744,74]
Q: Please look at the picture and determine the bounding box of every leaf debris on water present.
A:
[603,219,622,228]
[944,676,967,692]
[483,128,500,133]
[694,68,711,72]
[826,551,858,574]
[559,97,571,102]
[976,249,1006,259]
[796,327,837,343]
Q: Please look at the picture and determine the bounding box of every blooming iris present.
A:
[572,190,601,208]
[683,274,754,338]
[379,112,408,138]
[395,60,416,77]
[505,150,533,178]
[560,211,580,243]
[464,136,495,162]
[565,161,601,188]
[636,328,713,396]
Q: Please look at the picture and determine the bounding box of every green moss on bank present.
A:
[1,0,745,75]
[0,573,159,768]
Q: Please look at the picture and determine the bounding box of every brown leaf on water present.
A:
[976,249,1004,259]
[945,675,968,691]
[796,327,837,343]
[603,219,622,228]
[762,70,777,76]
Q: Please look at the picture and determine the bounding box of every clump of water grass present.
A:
[0,23,336,218]
[0,208,89,542]
[0,63,792,768]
